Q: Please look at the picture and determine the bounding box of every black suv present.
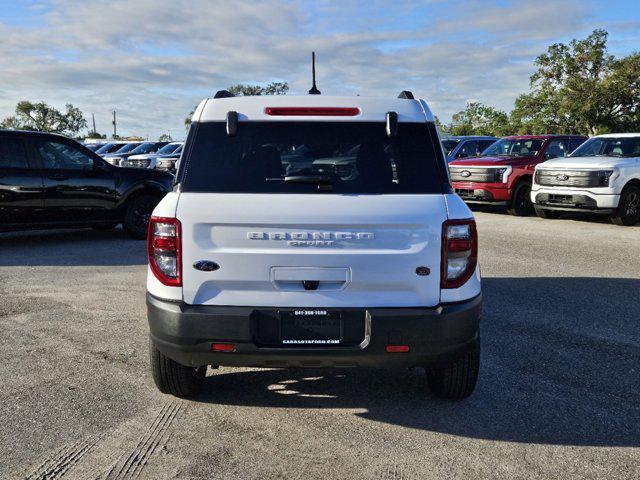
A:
[0,130,173,238]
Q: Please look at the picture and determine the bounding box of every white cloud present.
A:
[0,0,632,138]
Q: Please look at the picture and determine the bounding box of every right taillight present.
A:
[148,217,181,286]
[441,219,478,289]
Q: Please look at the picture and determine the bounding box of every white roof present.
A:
[595,133,640,138]
[193,95,434,123]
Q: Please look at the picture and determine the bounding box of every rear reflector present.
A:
[212,343,236,352]
[386,345,410,353]
[265,107,360,117]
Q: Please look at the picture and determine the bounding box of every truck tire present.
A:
[507,181,533,216]
[426,339,479,400]
[534,206,561,219]
[611,185,640,226]
[123,194,158,239]
[149,338,206,397]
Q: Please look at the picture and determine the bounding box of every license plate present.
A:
[280,310,342,346]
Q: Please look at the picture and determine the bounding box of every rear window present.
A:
[180,121,444,194]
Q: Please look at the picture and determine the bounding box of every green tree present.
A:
[184,82,289,129]
[510,29,640,135]
[158,133,173,142]
[0,101,87,136]
[228,82,289,96]
[434,115,449,134]
[85,130,106,139]
[449,102,511,136]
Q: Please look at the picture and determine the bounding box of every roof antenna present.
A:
[308,51,321,95]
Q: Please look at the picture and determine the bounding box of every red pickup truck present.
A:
[449,135,587,215]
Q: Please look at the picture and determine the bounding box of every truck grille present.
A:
[535,170,608,188]
[449,167,501,183]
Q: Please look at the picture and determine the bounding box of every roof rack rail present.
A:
[214,90,235,99]
[398,90,414,100]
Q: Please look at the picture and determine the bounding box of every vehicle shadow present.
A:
[0,227,147,266]
[471,204,639,226]
[191,277,640,447]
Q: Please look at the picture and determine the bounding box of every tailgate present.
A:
[177,193,447,307]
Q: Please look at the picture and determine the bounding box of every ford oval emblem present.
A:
[556,174,569,181]
[193,260,220,272]
[461,170,471,178]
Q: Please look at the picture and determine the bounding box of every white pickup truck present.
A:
[532,133,640,226]
[145,90,482,399]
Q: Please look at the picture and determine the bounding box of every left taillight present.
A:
[148,217,181,286]
[441,219,478,289]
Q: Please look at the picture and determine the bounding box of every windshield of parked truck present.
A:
[442,139,460,156]
[114,143,140,154]
[156,143,181,155]
[570,136,640,158]
[180,121,445,194]
[481,138,544,157]
[95,143,124,154]
[130,142,160,154]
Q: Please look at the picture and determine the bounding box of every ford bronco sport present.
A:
[146,91,482,399]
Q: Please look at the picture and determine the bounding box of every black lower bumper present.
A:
[535,193,612,213]
[454,188,508,206]
[147,293,482,368]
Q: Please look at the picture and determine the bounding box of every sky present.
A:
[0,0,639,140]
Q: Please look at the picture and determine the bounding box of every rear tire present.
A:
[507,181,533,216]
[123,194,159,239]
[534,206,562,219]
[426,339,479,400]
[611,185,640,226]
[149,338,206,397]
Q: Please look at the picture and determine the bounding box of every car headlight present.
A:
[123,159,151,168]
[156,159,176,170]
[494,166,512,183]
[597,170,615,187]
[104,157,122,166]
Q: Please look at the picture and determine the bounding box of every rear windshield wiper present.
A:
[284,175,334,190]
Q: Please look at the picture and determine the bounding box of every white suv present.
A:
[146,91,482,399]
[532,133,640,225]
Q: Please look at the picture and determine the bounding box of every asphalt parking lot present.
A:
[1,211,639,480]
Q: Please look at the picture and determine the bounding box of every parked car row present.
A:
[445,133,640,226]
[84,140,183,173]
[120,142,183,172]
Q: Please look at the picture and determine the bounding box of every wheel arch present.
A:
[118,183,167,214]
[513,173,533,187]
[622,177,640,191]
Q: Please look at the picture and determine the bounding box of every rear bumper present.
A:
[147,293,482,368]
[453,182,511,205]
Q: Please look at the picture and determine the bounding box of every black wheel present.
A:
[534,206,561,219]
[149,338,206,397]
[507,181,533,216]
[92,222,119,231]
[426,339,479,400]
[123,194,159,239]
[611,185,640,226]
